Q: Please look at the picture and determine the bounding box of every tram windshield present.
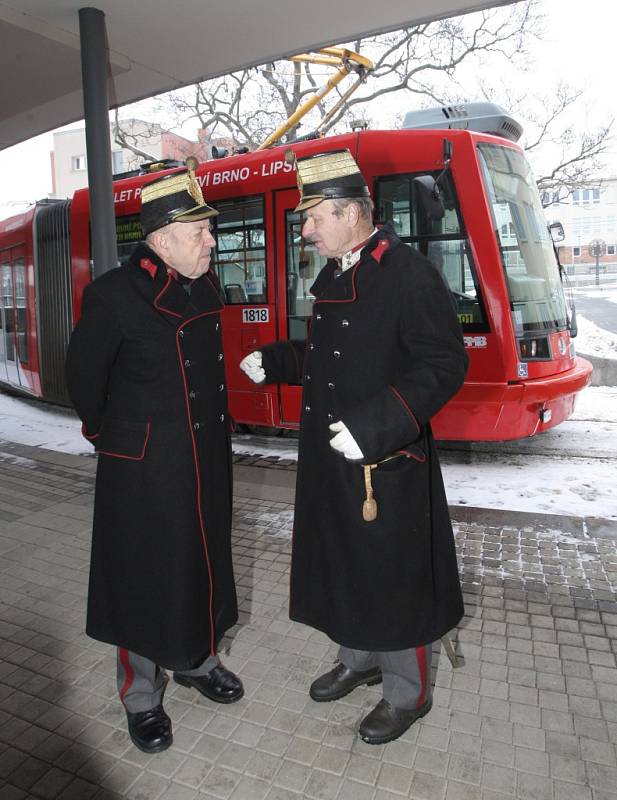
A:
[375,172,489,333]
[478,143,568,333]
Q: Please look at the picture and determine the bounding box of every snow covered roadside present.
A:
[0,387,615,521]
[575,315,617,360]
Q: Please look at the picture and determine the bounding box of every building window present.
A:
[573,246,581,257]
[112,151,124,173]
[574,187,601,205]
[72,155,87,171]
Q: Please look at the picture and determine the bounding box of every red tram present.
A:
[0,112,591,440]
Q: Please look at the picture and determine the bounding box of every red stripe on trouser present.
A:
[414,645,429,708]
[119,647,135,702]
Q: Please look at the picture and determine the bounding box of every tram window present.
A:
[0,255,7,363]
[212,196,266,304]
[1,263,15,361]
[478,144,567,332]
[14,259,27,363]
[375,173,489,332]
[285,210,327,341]
[115,214,145,267]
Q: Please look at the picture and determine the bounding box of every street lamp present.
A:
[588,238,606,287]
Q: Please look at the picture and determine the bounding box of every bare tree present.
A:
[112,111,159,163]
[144,1,540,150]
[115,0,613,200]
[516,86,613,206]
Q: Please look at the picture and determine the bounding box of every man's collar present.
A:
[337,228,379,273]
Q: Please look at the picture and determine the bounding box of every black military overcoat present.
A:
[261,225,468,651]
[65,244,238,670]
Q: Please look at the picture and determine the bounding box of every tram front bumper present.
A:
[433,356,593,441]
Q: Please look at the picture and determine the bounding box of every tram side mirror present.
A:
[569,305,578,338]
[413,175,445,221]
[548,221,565,243]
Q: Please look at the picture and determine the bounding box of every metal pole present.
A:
[596,252,600,286]
[79,7,118,278]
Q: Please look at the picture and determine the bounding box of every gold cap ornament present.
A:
[286,148,370,212]
[140,162,217,235]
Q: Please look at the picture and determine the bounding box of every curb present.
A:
[2,441,615,540]
[577,351,617,386]
[449,504,616,539]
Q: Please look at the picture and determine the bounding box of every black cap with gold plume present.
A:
[140,159,218,236]
[285,148,370,212]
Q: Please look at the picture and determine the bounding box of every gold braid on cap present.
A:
[186,168,205,206]
[284,149,302,191]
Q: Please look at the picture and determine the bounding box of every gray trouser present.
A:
[339,643,432,710]
[117,648,220,713]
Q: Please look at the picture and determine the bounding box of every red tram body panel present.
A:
[0,128,592,440]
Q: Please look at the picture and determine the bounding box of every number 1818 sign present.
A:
[242,308,269,323]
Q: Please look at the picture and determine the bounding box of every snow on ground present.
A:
[575,315,617,360]
[441,454,615,519]
[0,393,91,456]
[573,285,617,304]
[0,387,615,520]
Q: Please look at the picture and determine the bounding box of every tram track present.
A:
[232,415,617,466]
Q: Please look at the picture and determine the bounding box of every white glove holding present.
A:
[329,420,364,461]
[240,351,266,383]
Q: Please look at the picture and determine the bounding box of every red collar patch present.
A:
[139,258,158,279]
[370,238,390,263]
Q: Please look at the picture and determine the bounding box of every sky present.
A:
[0,0,616,222]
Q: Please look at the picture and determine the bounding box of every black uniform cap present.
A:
[140,168,217,236]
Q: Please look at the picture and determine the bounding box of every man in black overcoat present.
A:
[65,169,243,754]
[241,150,468,744]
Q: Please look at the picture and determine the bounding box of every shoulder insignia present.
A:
[370,238,390,264]
[139,258,158,279]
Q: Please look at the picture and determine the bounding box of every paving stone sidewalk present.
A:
[0,441,616,800]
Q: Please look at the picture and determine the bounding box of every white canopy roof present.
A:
[1,0,517,150]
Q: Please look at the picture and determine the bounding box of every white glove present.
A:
[240,351,266,383]
[329,420,364,461]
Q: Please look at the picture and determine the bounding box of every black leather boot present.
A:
[174,664,244,703]
[309,662,382,702]
[126,704,172,753]
[359,697,432,744]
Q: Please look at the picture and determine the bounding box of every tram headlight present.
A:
[518,337,550,360]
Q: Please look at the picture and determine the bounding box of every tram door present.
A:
[274,190,327,425]
[0,247,27,386]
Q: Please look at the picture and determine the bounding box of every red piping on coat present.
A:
[154,275,183,318]
[81,422,100,440]
[389,385,420,435]
[98,423,151,461]
[175,310,220,657]
[415,644,430,708]
[313,259,360,306]
[118,648,135,703]
[289,525,296,617]
[395,447,426,463]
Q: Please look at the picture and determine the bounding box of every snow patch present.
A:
[576,315,617,360]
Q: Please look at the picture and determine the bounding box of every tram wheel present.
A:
[245,424,285,437]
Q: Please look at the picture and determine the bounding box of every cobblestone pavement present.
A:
[1,441,617,800]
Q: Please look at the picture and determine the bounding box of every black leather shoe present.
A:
[174,664,244,704]
[359,697,432,745]
[309,662,382,702]
[126,704,172,754]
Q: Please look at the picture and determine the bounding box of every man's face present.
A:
[301,200,355,259]
[162,219,216,278]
